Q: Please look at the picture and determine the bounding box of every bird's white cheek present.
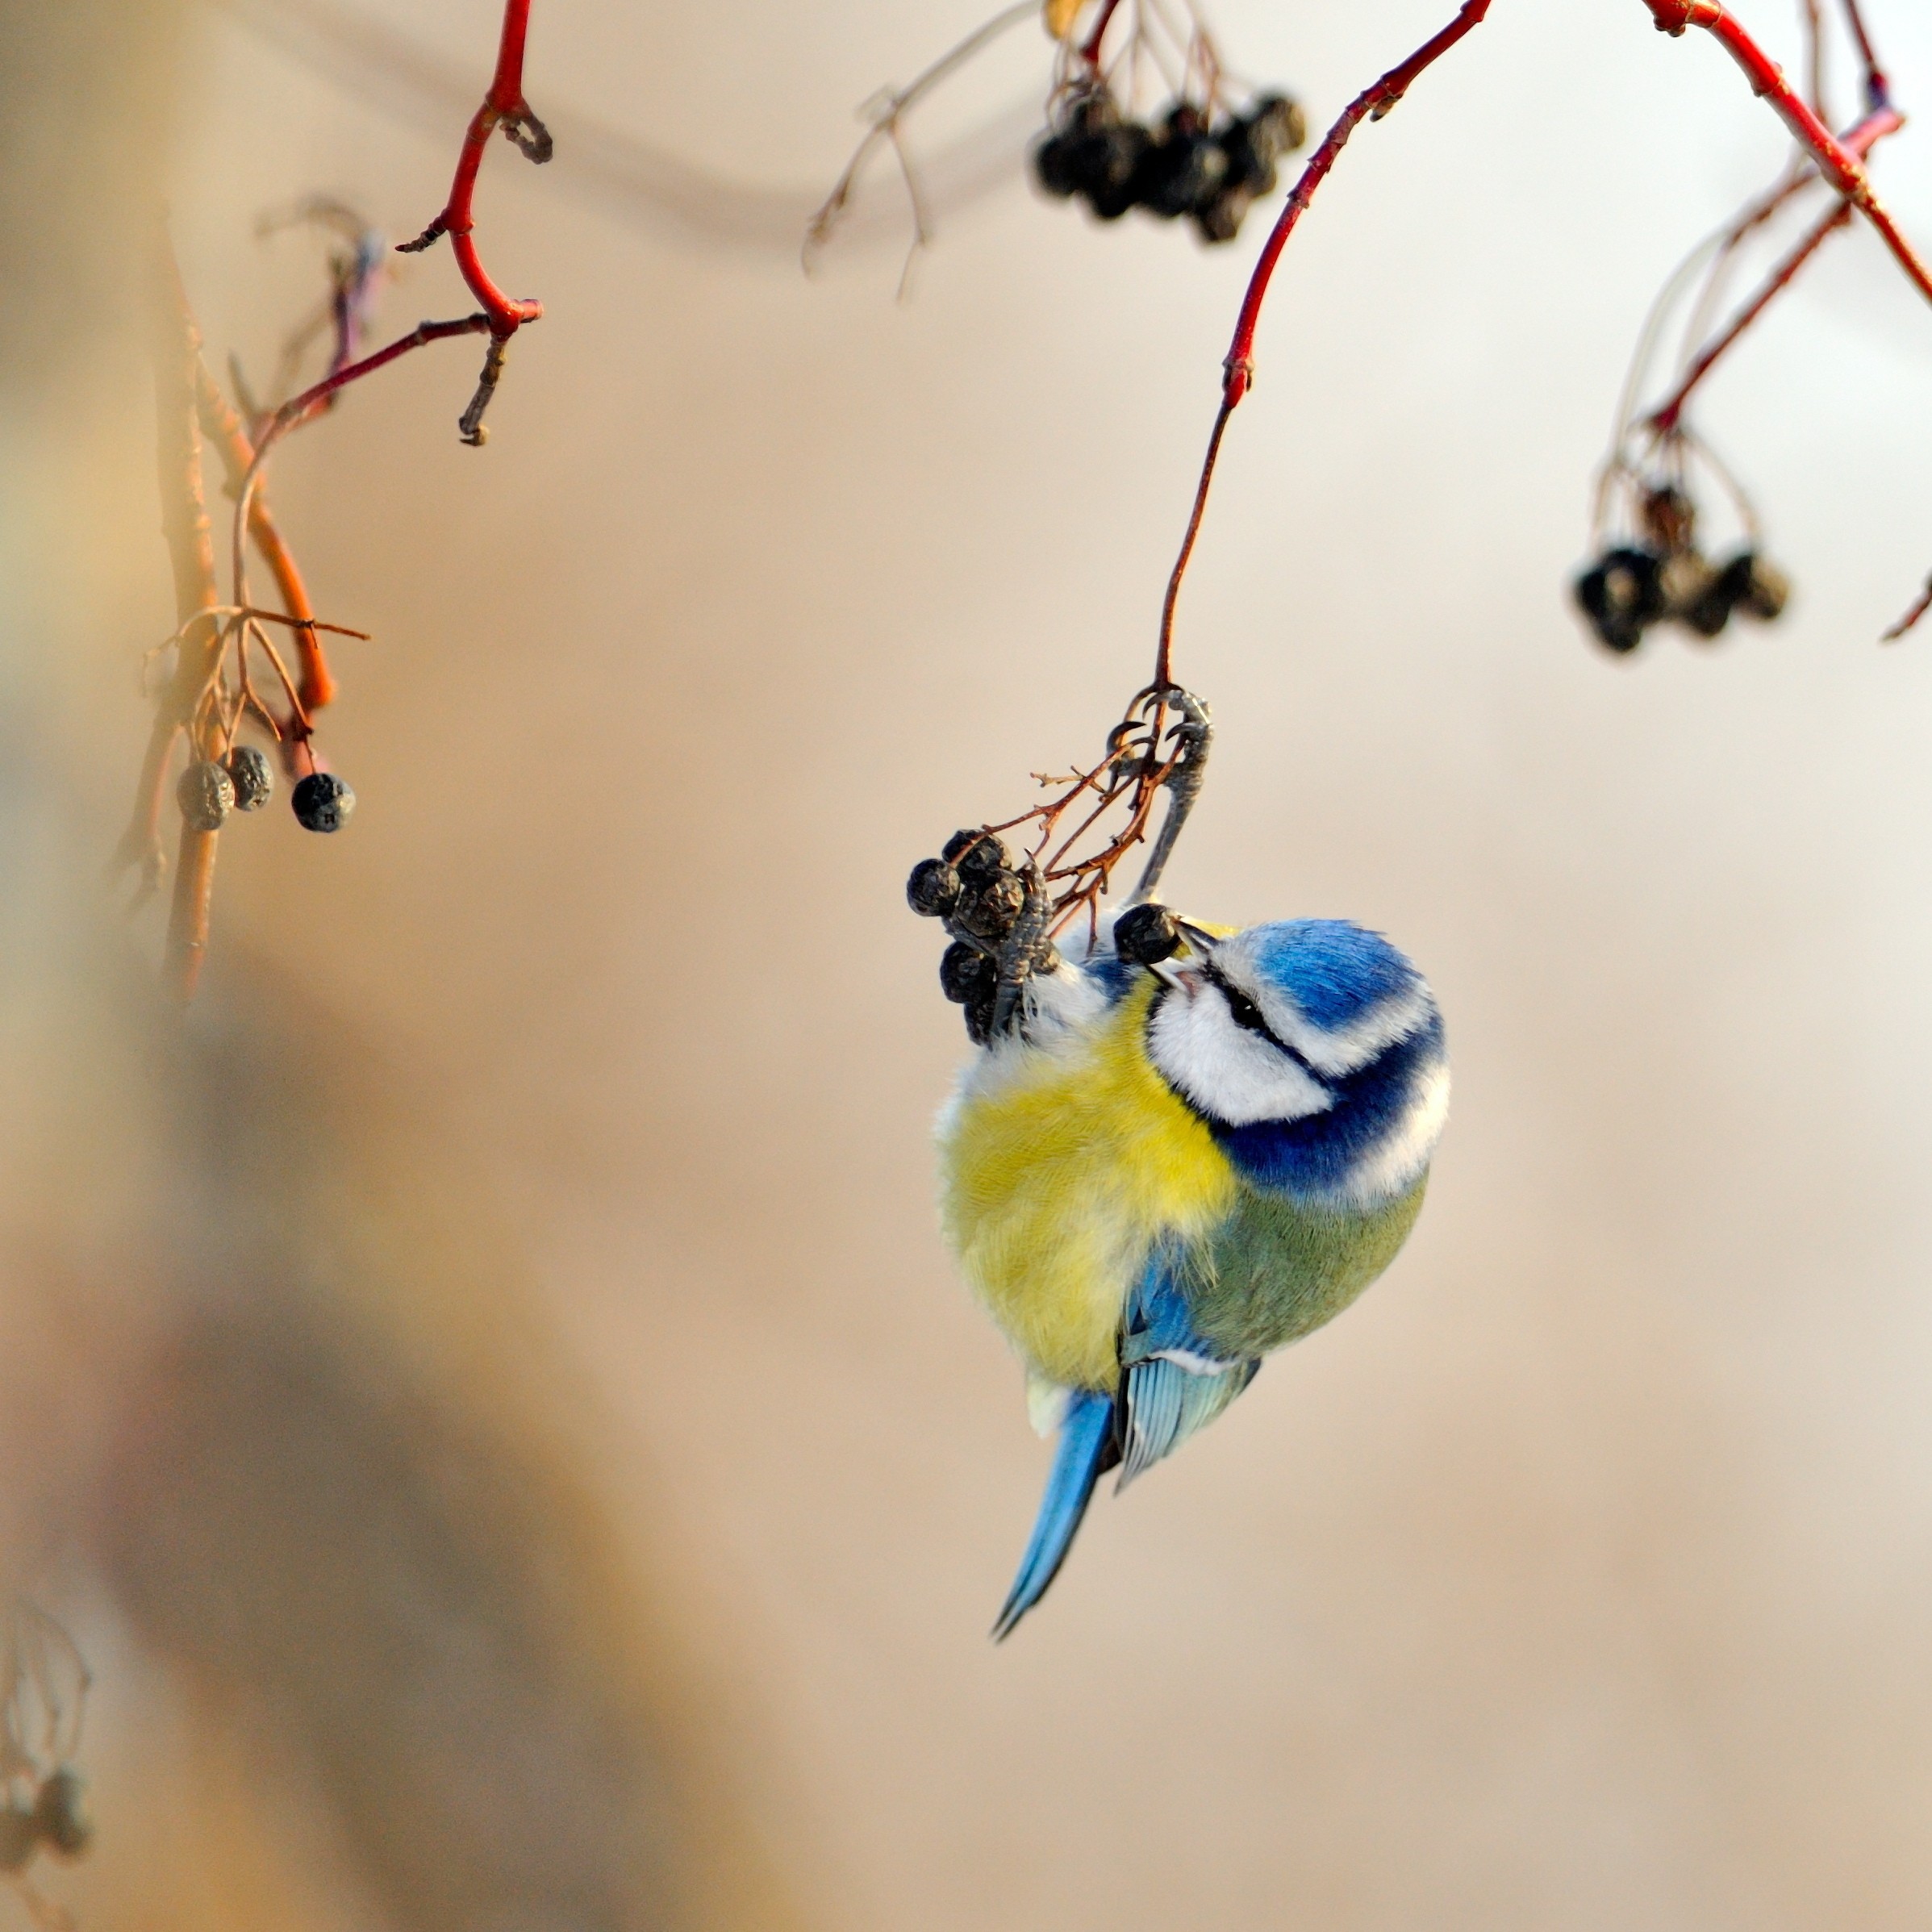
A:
[1148,995,1333,1127]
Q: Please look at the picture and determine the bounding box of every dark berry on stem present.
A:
[1033,133,1085,198]
[941,941,996,1005]
[1246,94,1307,165]
[1114,902,1181,966]
[1085,123,1151,219]
[32,1770,90,1859]
[907,858,962,917]
[1721,550,1790,621]
[177,759,235,832]
[1575,547,1664,654]
[954,870,1026,939]
[292,770,355,832]
[1193,185,1252,245]
[964,987,998,1046]
[945,829,1011,882]
[227,744,273,811]
[1139,118,1228,220]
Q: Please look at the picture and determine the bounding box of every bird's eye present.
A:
[1220,983,1269,1035]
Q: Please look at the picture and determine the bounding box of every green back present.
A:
[1179,1176,1429,1362]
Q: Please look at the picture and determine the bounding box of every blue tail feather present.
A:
[991,1390,1116,1640]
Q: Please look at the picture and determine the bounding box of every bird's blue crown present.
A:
[1142,916,1448,1208]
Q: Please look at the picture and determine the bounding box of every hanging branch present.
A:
[395,0,549,443]
[1641,2,1930,302]
[145,242,227,1003]
[1154,0,1494,693]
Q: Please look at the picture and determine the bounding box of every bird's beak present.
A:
[1175,919,1221,961]
[1147,955,1194,994]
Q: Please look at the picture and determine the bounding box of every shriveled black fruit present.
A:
[1246,94,1307,165]
[227,744,273,811]
[1114,902,1181,966]
[33,1770,90,1859]
[945,828,1011,882]
[940,941,996,1005]
[1033,131,1087,198]
[1719,549,1790,622]
[0,1804,34,1873]
[964,987,998,1046]
[907,858,962,917]
[955,869,1027,938]
[1674,555,1735,639]
[1575,546,1665,654]
[1137,111,1229,219]
[292,770,355,832]
[1084,123,1152,219]
[1192,185,1253,245]
[177,759,235,832]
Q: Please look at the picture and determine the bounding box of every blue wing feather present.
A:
[1118,1255,1259,1489]
[991,1390,1116,1640]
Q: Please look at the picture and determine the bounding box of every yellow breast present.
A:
[937,978,1237,1392]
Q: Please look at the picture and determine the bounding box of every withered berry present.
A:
[1721,550,1790,622]
[32,1770,90,1859]
[955,870,1027,939]
[964,987,999,1046]
[945,829,1011,883]
[941,941,996,1005]
[1575,547,1666,654]
[907,858,962,917]
[227,744,274,812]
[292,770,355,833]
[177,759,235,832]
[1114,902,1182,966]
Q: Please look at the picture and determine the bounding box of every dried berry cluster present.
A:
[908,831,1058,1045]
[1574,487,1790,655]
[173,749,355,836]
[0,1767,90,1875]
[1033,92,1306,244]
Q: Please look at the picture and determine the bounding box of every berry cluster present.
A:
[908,831,1058,1045]
[0,1767,90,1875]
[1033,92,1306,244]
[173,749,356,835]
[1575,488,1789,655]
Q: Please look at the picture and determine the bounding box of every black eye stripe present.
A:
[1201,963,1322,1077]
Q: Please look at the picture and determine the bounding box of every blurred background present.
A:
[5,0,1932,1926]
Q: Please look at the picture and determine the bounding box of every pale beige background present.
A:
[7,1,1932,1926]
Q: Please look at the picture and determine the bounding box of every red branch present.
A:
[397,0,549,339]
[1643,104,1901,434]
[232,315,490,609]
[1642,2,1932,304]
[1648,201,1851,434]
[1840,0,1890,109]
[1152,0,1494,689]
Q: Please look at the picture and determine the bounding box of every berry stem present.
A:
[194,361,335,716]
[396,0,548,343]
[1152,0,1494,695]
[1640,2,1930,302]
[148,232,225,1003]
[1647,198,1853,436]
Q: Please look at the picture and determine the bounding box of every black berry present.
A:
[907,858,962,917]
[945,829,1011,883]
[227,744,274,812]
[964,987,998,1046]
[940,941,996,1005]
[1138,111,1229,219]
[292,770,355,833]
[1721,549,1790,622]
[1114,902,1181,966]
[32,1771,90,1859]
[955,869,1027,939]
[1575,546,1665,654]
[1192,184,1253,245]
[177,759,235,832]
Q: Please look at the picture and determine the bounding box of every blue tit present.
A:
[937,913,1448,1637]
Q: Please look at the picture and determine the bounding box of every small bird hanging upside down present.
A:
[937,907,1449,1637]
